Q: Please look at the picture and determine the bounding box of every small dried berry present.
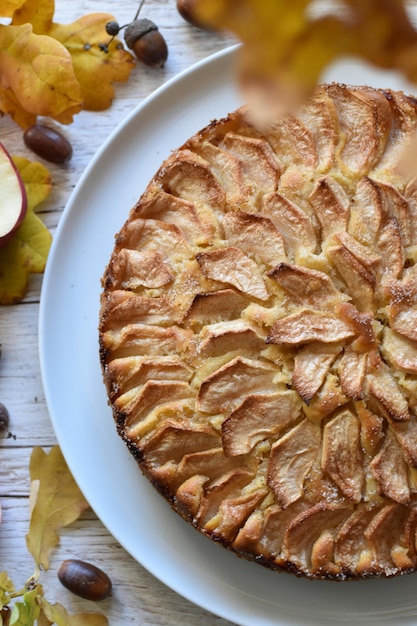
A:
[23,124,73,165]
[105,20,120,36]
[58,559,112,601]
[124,18,168,67]
[0,403,10,436]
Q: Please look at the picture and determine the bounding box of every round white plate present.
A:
[39,45,417,626]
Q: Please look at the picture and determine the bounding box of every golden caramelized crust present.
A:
[100,83,417,580]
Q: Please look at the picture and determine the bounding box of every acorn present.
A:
[58,559,112,601]
[176,0,213,30]
[0,403,10,437]
[124,18,168,67]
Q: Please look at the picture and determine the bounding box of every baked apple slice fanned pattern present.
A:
[99,84,417,580]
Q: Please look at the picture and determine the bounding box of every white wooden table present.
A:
[0,2,238,623]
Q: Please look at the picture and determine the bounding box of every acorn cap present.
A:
[124,18,158,49]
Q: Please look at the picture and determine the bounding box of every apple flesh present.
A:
[0,141,28,248]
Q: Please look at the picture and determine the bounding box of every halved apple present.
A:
[0,141,28,247]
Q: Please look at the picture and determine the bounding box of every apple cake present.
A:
[99,83,417,580]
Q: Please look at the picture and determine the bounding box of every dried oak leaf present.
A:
[39,596,109,626]
[12,1,135,113]
[26,446,90,572]
[0,0,25,18]
[195,0,417,119]
[9,585,42,625]
[49,14,135,111]
[0,157,52,305]
[0,23,83,128]
[0,571,15,608]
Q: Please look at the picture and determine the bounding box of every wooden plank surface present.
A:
[0,2,237,623]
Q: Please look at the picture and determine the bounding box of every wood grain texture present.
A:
[0,2,238,624]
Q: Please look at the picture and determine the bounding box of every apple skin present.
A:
[0,141,28,248]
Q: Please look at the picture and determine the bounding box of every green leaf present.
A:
[9,587,41,626]
[39,598,108,626]
[25,446,90,571]
[0,572,15,608]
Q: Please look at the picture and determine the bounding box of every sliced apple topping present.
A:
[387,274,417,342]
[267,310,355,346]
[283,503,351,574]
[156,149,226,215]
[197,319,265,358]
[183,289,248,328]
[334,507,379,572]
[356,406,384,456]
[325,239,376,312]
[261,192,318,257]
[370,430,410,504]
[363,504,411,575]
[267,263,341,308]
[371,90,417,182]
[222,390,302,456]
[140,421,221,466]
[166,448,251,493]
[220,132,280,198]
[296,88,338,174]
[338,347,367,401]
[107,248,174,290]
[348,176,386,247]
[267,419,321,508]
[326,84,391,176]
[102,324,193,360]
[100,291,179,330]
[117,217,191,260]
[385,414,417,468]
[106,356,192,401]
[196,246,269,300]
[321,410,364,503]
[403,178,417,245]
[120,380,195,435]
[192,141,246,206]
[223,211,286,267]
[262,114,317,171]
[366,365,410,422]
[175,474,210,519]
[197,356,277,414]
[204,490,267,543]
[377,181,412,246]
[308,176,350,239]
[381,328,417,374]
[138,186,218,245]
[292,342,342,404]
[303,374,348,421]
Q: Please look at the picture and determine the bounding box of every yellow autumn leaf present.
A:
[0,23,83,127]
[0,0,25,18]
[10,0,54,32]
[9,586,42,626]
[12,156,53,212]
[0,157,52,305]
[195,0,417,118]
[2,0,135,124]
[49,14,135,111]
[26,446,90,572]
[0,572,15,608]
[39,597,108,626]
